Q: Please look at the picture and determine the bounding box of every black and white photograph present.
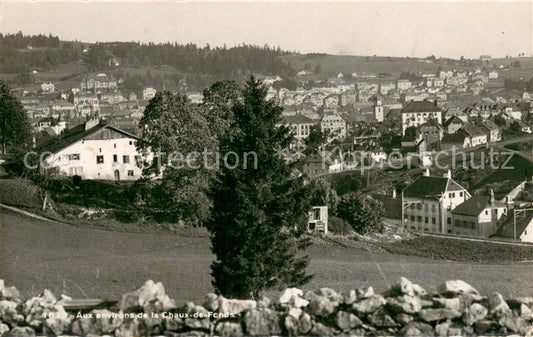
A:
[1,1,533,336]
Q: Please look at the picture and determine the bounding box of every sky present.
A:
[1,1,532,59]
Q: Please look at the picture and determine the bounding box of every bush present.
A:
[328,216,353,235]
[0,178,42,209]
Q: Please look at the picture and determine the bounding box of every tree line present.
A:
[0,33,296,81]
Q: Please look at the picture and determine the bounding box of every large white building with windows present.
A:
[401,100,443,135]
[282,114,316,142]
[40,119,146,180]
[402,170,471,233]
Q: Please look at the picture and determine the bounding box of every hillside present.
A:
[281,54,472,78]
[3,33,533,92]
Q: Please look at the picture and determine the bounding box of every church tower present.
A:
[374,95,384,122]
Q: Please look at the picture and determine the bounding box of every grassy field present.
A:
[2,210,533,304]
[379,236,533,263]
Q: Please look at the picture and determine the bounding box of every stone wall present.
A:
[1,278,532,336]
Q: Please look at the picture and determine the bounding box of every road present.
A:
[1,210,533,303]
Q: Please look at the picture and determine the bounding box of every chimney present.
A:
[424,168,430,177]
[392,189,397,199]
[444,169,451,179]
[490,189,495,206]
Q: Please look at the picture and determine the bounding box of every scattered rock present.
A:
[335,310,362,331]
[395,277,415,296]
[352,294,386,314]
[216,321,243,337]
[244,308,281,335]
[71,317,97,336]
[0,323,10,336]
[387,295,422,314]
[310,321,334,335]
[307,293,336,316]
[368,308,397,327]
[489,292,511,317]
[316,287,343,304]
[520,303,533,320]
[412,283,428,297]
[278,288,303,305]
[474,319,498,333]
[432,297,461,311]
[184,317,210,330]
[435,321,450,337]
[256,295,271,309]
[498,312,528,332]
[114,318,140,337]
[343,290,357,305]
[4,326,35,337]
[356,286,374,299]
[203,293,218,311]
[120,280,176,313]
[394,313,414,326]
[419,308,461,322]
[439,280,479,296]
[284,311,312,335]
[0,300,24,325]
[464,303,488,326]
[218,296,256,316]
[1,286,20,302]
[401,321,434,337]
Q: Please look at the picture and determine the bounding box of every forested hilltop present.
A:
[0,32,296,90]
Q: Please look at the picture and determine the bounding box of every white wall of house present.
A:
[401,111,442,135]
[44,137,144,180]
[453,206,507,237]
[520,221,533,243]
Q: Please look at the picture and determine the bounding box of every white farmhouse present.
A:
[40,119,146,181]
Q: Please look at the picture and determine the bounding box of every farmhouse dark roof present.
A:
[451,195,505,217]
[283,114,315,124]
[401,100,441,114]
[37,120,139,154]
[372,194,401,219]
[443,115,465,128]
[442,133,466,144]
[481,120,500,131]
[494,210,533,239]
[463,124,488,137]
[404,176,449,199]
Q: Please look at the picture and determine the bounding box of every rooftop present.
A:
[404,176,449,199]
[401,100,441,114]
[494,210,533,240]
[38,120,139,154]
[283,114,315,125]
[451,194,505,217]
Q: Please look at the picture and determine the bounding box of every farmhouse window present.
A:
[96,155,104,164]
[113,155,118,162]
[69,153,80,160]
[123,155,130,164]
[128,170,134,177]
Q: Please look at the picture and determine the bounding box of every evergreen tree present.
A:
[336,194,384,234]
[0,80,32,155]
[207,77,314,299]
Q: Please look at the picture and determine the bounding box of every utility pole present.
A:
[513,207,533,241]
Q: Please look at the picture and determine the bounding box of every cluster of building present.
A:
[13,63,533,242]
[376,169,533,243]
[17,73,166,138]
